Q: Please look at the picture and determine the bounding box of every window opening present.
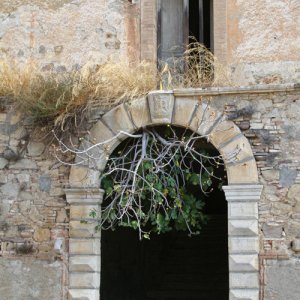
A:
[158,0,213,63]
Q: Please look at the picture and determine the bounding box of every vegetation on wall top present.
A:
[0,42,230,132]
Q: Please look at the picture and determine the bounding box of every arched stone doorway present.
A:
[65,91,263,300]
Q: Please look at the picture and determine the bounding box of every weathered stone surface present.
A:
[226,159,259,185]
[127,97,151,129]
[9,159,38,170]
[68,289,100,300]
[10,127,28,140]
[230,289,259,300]
[228,202,258,220]
[102,104,135,136]
[3,148,19,161]
[230,272,259,289]
[0,157,8,169]
[264,259,300,300]
[262,169,280,181]
[56,209,68,223]
[69,221,100,238]
[229,254,259,272]
[70,204,100,220]
[0,258,62,300]
[0,182,20,197]
[209,120,242,149]
[33,228,51,242]
[292,239,300,252]
[17,173,30,183]
[229,237,259,254]
[69,238,100,255]
[69,272,100,289]
[148,91,174,124]
[280,166,297,187]
[69,166,100,187]
[27,141,45,157]
[288,185,300,202]
[228,220,258,236]
[173,97,198,127]
[69,255,100,272]
[262,222,283,238]
[39,175,52,192]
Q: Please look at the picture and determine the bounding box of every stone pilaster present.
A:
[65,188,104,300]
[223,185,263,300]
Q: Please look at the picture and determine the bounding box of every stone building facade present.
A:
[1,1,300,300]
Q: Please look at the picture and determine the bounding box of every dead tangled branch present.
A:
[54,123,238,240]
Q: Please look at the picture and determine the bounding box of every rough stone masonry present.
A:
[1,0,300,299]
[1,84,300,299]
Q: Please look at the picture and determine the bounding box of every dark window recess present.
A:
[158,0,213,62]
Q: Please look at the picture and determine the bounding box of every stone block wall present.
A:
[0,85,300,299]
[0,102,70,298]
[205,86,300,300]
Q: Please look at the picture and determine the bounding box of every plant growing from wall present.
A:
[95,125,225,239]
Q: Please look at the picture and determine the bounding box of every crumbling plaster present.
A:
[226,0,300,84]
[0,0,137,69]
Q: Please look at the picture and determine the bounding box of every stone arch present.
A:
[66,91,263,300]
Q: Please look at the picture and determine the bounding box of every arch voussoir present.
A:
[127,97,151,128]
[172,96,200,128]
[102,103,136,137]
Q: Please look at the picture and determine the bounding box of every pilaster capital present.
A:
[223,185,263,202]
[65,187,104,205]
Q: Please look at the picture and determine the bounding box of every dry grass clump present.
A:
[0,61,77,125]
[76,61,157,108]
[0,43,230,129]
[159,41,231,89]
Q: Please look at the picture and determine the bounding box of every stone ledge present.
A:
[173,83,298,97]
[223,185,263,201]
[65,188,104,205]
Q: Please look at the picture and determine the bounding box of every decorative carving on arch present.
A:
[66,91,262,300]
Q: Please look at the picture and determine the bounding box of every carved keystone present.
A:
[148,91,174,124]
